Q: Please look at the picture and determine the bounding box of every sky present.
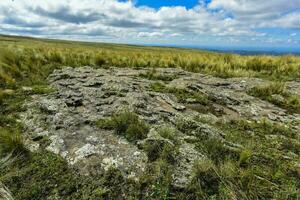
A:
[0,0,300,51]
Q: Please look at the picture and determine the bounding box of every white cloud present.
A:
[137,32,164,37]
[0,0,299,45]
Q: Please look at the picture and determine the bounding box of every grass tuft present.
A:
[248,82,300,113]
[139,68,178,82]
[0,129,26,156]
[96,110,149,142]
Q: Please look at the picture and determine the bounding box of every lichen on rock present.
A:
[20,66,300,188]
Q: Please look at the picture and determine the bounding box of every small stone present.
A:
[74,144,98,163]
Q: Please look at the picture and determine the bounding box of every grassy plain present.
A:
[0,35,300,199]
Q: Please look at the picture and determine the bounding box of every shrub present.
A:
[125,120,149,142]
[95,118,115,129]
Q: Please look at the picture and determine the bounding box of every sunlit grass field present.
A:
[1,34,300,92]
[0,35,300,199]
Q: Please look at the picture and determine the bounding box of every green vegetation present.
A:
[140,160,173,200]
[150,82,210,105]
[150,81,166,92]
[1,35,300,95]
[248,82,300,113]
[143,139,178,163]
[139,68,178,82]
[96,110,149,142]
[167,87,210,105]
[143,126,179,163]
[0,129,26,156]
[0,151,141,200]
[157,125,179,144]
[1,35,300,199]
[188,119,300,199]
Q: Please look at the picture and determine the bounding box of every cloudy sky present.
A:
[0,0,300,49]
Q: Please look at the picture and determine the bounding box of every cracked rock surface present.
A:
[21,66,300,188]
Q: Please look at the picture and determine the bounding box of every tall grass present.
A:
[0,153,14,200]
[1,35,300,92]
[0,129,26,156]
[248,82,300,113]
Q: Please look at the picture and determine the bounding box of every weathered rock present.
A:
[20,66,300,188]
[173,143,204,188]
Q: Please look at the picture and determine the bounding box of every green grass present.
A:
[156,125,179,144]
[1,34,300,94]
[172,114,300,199]
[142,138,178,164]
[96,110,149,142]
[150,83,211,105]
[248,82,300,113]
[211,119,299,199]
[0,151,141,200]
[166,87,210,105]
[139,68,178,82]
[0,129,26,156]
[150,81,166,92]
[1,34,300,199]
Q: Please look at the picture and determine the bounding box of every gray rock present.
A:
[20,66,299,188]
[173,143,204,188]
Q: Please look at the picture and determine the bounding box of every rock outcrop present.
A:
[20,66,300,188]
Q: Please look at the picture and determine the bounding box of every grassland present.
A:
[1,34,300,93]
[0,35,300,199]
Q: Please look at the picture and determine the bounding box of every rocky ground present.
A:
[20,66,300,190]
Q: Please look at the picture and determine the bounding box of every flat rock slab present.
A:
[21,66,300,187]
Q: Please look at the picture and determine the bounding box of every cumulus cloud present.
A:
[0,0,299,45]
[137,32,164,38]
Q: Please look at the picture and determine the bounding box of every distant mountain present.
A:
[146,43,300,56]
[198,48,300,56]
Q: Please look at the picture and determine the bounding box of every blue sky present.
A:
[136,0,200,9]
[0,0,300,51]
